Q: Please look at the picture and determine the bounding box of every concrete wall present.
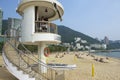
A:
[21,5,35,42]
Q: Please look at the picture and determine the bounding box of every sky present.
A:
[0,0,120,40]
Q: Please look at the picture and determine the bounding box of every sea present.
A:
[92,51,120,59]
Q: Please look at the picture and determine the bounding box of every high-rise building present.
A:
[0,8,3,35]
[8,18,21,29]
[2,18,21,35]
[2,20,8,35]
[104,36,109,45]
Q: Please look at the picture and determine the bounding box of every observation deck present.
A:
[17,0,64,45]
[21,21,61,45]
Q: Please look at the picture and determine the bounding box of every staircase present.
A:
[2,28,65,80]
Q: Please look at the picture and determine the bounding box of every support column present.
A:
[38,43,47,73]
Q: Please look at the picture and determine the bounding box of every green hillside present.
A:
[58,25,100,44]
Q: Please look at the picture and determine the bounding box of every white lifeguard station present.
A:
[17,0,64,73]
[2,0,66,80]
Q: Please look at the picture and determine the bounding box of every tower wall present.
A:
[21,6,35,42]
[17,0,63,44]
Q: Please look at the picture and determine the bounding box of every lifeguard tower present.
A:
[17,0,64,73]
[2,0,65,80]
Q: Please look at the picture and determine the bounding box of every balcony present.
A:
[35,21,58,34]
[20,21,61,44]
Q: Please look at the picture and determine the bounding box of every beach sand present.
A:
[0,55,18,80]
[48,52,120,80]
[0,52,120,80]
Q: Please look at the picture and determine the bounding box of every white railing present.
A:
[35,21,58,34]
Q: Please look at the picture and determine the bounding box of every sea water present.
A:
[93,52,120,59]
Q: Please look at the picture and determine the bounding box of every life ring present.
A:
[44,47,50,57]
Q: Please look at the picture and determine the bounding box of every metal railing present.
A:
[35,21,58,34]
[3,28,65,80]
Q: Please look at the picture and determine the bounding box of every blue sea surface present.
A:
[93,52,120,59]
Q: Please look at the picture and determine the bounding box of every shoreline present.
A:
[91,51,120,59]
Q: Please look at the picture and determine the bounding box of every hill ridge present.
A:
[58,25,100,44]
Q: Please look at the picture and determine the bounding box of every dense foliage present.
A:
[58,25,100,44]
[107,43,120,50]
[18,44,67,53]
[48,45,67,52]
[18,44,38,53]
[0,42,4,54]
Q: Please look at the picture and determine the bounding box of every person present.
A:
[39,16,44,32]
[40,16,48,32]
[41,16,44,21]
[38,17,42,32]
[44,17,48,21]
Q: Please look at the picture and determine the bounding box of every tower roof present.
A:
[17,0,64,21]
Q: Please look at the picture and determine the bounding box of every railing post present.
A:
[63,70,65,80]
[19,50,21,69]
[48,23,50,33]
[56,25,57,34]
[35,21,58,34]
[51,69,53,80]
[27,52,29,65]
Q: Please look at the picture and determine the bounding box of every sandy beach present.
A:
[48,52,120,80]
[0,52,120,80]
[0,55,18,80]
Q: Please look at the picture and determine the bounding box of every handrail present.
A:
[17,39,52,68]
[17,42,52,69]
[35,21,57,33]
[4,35,50,80]
[6,40,53,79]
[3,45,34,77]
[3,28,64,80]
